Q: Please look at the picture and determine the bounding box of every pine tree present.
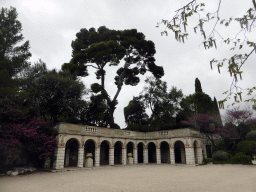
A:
[0,7,31,99]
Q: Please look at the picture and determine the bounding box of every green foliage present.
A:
[0,7,31,76]
[19,61,87,125]
[63,26,164,126]
[140,76,183,130]
[91,83,102,93]
[246,130,256,141]
[126,123,151,132]
[0,7,31,99]
[237,122,251,140]
[212,150,229,161]
[195,78,202,93]
[200,157,212,165]
[230,152,252,164]
[124,96,149,125]
[212,97,222,127]
[150,116,178,131]
[111,123,121,129]
[214,141,227,152]
[83,94,107,127]
[236,141,256,157]
[0,69,16,98]
[180,92,214,118]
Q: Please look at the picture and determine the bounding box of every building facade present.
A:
[53,123,204,169]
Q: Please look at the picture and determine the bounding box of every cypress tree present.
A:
[212,97,223,127]
[195,78,203,93]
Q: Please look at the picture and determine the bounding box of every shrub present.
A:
[212,150,229,161]
[112,123,120,129]
[246,130,256,141]
[201,158,212,165]
[230,152,252,164]
[236,141,256,157]
[214,141,226,152]
[0,99,57,172]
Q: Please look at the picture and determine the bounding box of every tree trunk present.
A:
[108,102,116,128]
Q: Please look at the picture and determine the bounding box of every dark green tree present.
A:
[83,93,108,127]
[140,76,168,121]
[20,61,87,125]
[0,7,31,99]
[195,77,203,93]
[179,92,214,120]
[124,96,149,125]
[212,97,223,127]
[62,26,164,127]
[140,76,183,130]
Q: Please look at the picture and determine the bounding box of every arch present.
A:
[160,141,170,163]
[64,138,79,167]
[148,142,156,163]
[174,140,186,164]
[114,141,123,165]
[127,141,134,157]
[100,140,110,165]
[84,139,96,166]
[137,142,144,163]
[64,137,80,148]
[194,140,199,164]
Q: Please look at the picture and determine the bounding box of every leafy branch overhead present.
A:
[158,0,256,107]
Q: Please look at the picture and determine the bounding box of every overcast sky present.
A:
[2,0,255,128]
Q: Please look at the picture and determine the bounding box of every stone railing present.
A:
[55,122,201,139]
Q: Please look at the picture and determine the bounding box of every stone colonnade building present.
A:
[53,123,204,169]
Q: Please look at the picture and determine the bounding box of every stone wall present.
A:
[52,123,205,169]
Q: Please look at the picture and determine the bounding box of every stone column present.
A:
[77,147,84,168]
[122,148,127,165]
[143,148,148,164]
[95,147,100,167]
[181,148,187,164]
[156,148,161,164]
[185,147,195,164]
[197,147,203,164]
[64,148,70,167]
[53,146,65,169]
[170,147,175,164]
[133,148,138,164]
[109,148,114,165]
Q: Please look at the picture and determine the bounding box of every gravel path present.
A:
[1,164,256,192]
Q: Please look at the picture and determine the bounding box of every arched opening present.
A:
[160,141,170,163]
[137,142,144,163]
[206,145,212,158]
[100,140,109,165]
[148,142,156,163]
[127,142,134,158]
[64,138,79,167]
[174,141,186,164]
[114,141,123,165]
[194,140,199,164]
[84,139,95,166]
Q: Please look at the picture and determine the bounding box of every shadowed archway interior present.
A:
[100,141,109,165]
[148,142,156,163]
[65,139,79,167]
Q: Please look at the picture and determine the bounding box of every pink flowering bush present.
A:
[0,99,57,172]
[182,114,213,133]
